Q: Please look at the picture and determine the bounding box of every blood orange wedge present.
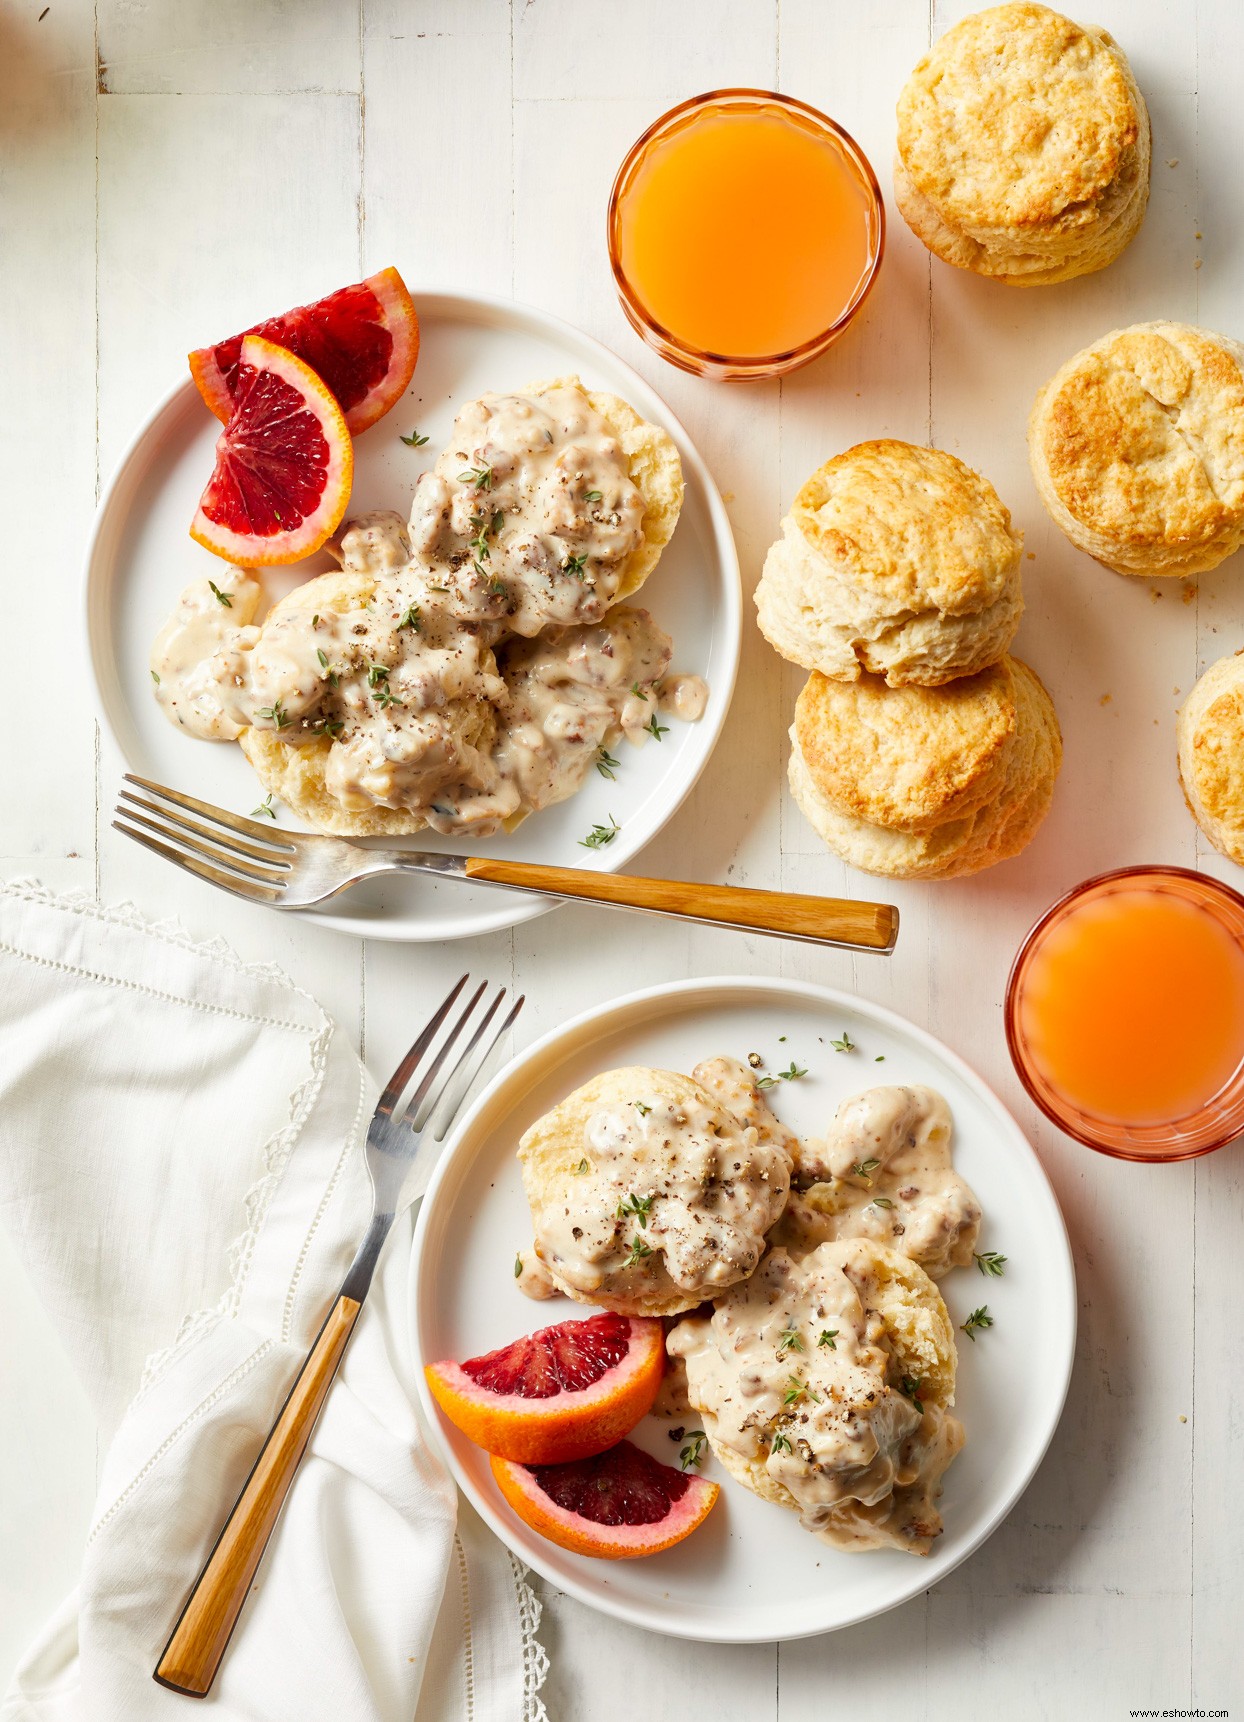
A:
[425,1312,664,1465]
[190,335,353,567]
[490,1440,719,1560]
[189,266,419,435]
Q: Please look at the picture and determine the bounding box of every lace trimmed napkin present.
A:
[0,879,548,1722]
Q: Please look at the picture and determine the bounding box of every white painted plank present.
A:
[0,0,98,866]
[96,0,361,96]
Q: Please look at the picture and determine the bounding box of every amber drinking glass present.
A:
[608,89,885,381]
[1006,866,1244,1162]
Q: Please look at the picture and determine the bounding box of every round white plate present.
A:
[411,976,1076,1643]
[85,291,740,942]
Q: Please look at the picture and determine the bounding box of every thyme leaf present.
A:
[251,794,276,819]
[208,579,232,608]
[580,814,620,850]
[960,1305,993,1342]
[679,1430,707,1471]
[818,1329,839,1350]
[829,1032,855,1052]
[400,429,430,447]
[974,1251,1007,1278]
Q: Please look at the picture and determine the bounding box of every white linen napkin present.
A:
[0,879,549,1722]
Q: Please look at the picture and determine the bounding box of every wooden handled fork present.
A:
[113,774,900,953]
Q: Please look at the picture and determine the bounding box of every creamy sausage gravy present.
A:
[668,1243,963,1553]
[778,1086,982,1279]
[151,387,706,835]
[525,1059,793,1307]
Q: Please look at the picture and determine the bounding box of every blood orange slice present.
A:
[190,336,353,566]
[189,266,419,435]
[425,1312,665,1464]
[491,1439,720,1559]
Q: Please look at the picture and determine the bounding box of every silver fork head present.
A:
[364,974,524,1219]
[111,774,402,908]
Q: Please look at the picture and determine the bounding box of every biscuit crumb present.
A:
[1099,693,1112,706]
[1150,588,1164,602]
[1167,157,1179,167]
[1195,231,1203,240]
[1182,583,1198,604]
[1026,552,1036,561]
[1179,1414,1187,1423]
[720,491,735,505]
[1194,259,1203,270]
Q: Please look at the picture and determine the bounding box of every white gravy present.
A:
[777,1086,982,1280]
[151,386,707,835]
[668,1243,963,1553]
[527,1062,792,1306]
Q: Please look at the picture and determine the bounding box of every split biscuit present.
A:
[788,656,1061,880]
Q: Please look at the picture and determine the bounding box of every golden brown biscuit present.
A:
[895,4,1150,286]
[517,1066,792,1318]
[1177,651,1244,863]
[755,441,1023,687]
[788,657,1061,880]
[1029,322,1244,577]
[668,1240,962,1555]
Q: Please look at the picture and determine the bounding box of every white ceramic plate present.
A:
[84,291,740,942]
[411,976,1076,1643]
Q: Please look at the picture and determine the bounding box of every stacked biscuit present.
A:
[756,440,1061,880]
[894,4,1150,287]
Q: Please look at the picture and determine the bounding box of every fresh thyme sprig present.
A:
[974,1251,1007,1278]
[778,1327,804,1355]
[374,686,404,709]
[316,648,340,687]
[255,700,290,730]
[616,1191,654,1228]
[851,1157,881,1183]
[624,1235,652,1268]
[562,552,588,579]
[679,1430,707,1471]
[818,1330,839,1350]
[645,713,669,741]
[783,1375,822,1406]
[252,795,276,819]
[829,1032,855,1052]
[208,579,232,608]
[580,814,620,850]
[596,747,621,780]
[960,1305,994,1342]
[633,1100,652,1117]
[400,429,430,447]
[398,603,421,631]
[630,681,649,701]
[770,1431,793,1455]
[778,1061,807,1081]
[458,464,494,490]
[899,1375,924,1413]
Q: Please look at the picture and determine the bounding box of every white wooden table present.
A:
[3,1,1240,1715]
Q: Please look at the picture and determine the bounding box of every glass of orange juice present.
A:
[1006,866,1244,1161]
[608,89,885,380]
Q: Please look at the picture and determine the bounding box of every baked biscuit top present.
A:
[1032,322,1244,550]
[897,3,1141,234]
[793,660,1018,832]
[790,440,1022,616]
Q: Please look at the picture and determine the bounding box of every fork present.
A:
[153,974,523,1699]
[114,773,899,953]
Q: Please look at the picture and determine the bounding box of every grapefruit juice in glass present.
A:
[1006,867,1244,1160]
[609,90,884,379]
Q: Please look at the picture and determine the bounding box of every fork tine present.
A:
[395,980,488,1126]
[406,986,505,1134]
[113,819,284,903]
[119,789,293,869]
[374,974,469,1118]
[418,990,525,1141]
[123,773,299,850]
[118,805,290,886]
